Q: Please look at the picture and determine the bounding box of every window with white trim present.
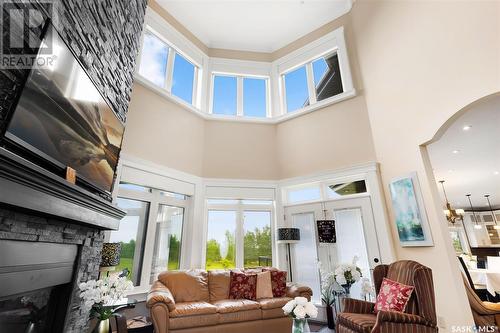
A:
[108,182,190,289]
[282,52,343,113]
[283,178,369,206]
[205,199,273,269]
[138,28,200,106]
[211,74,269,118]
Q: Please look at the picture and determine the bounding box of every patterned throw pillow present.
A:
[263,269,287,297]
[228,271,258,300]
[374,278,414,313]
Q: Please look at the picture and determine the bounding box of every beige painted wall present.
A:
[121,83,205,176]
[202,121,279,179]
[276,95,376,179]
[123,83,374,180]
[350,0,500,329]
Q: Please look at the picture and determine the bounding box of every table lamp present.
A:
[100,242,121,277]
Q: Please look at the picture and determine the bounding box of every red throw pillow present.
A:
[228,271,257,300]
[374,278,414,313]
[263,268,287,297]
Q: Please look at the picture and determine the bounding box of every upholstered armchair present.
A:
[336,260,438,333]
[463,274,500,331]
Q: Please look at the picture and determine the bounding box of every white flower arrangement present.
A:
[318,261,344,306]
[334,256,362,287]
[282,296,318,320]
[360,277,376,301]
[79,276,133,319]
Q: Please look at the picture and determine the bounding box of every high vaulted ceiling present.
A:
[156,0,353,53]
[427,95,500,210]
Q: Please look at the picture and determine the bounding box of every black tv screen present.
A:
[5,22,125,193]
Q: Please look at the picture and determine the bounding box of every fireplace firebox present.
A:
[0,240,78,333]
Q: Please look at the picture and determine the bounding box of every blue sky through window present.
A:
[284,66,309,112]
[213,75,237,115]
[139,32,168,88]
[243,78,267,117]
[172,53,195,104]
[312,58,328,87]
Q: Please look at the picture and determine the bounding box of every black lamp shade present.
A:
[277,228,300,243]
[100,242,121,267]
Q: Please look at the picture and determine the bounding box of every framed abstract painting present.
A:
[389,172,434,247]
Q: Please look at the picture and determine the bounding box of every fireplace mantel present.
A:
[0,147,125,230]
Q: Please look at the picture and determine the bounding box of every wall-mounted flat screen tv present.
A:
[5,22,125,194]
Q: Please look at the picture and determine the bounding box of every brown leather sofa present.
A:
[147,269,312,333]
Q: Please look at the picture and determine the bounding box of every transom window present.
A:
[284,179,368,205]
[138,28,199,106]
[211,74,269,118]
[205,199,273,269]
[282,52,343,113]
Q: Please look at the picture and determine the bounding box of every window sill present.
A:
[134,74,356,124]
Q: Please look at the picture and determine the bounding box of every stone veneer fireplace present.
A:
[0,0,147,332]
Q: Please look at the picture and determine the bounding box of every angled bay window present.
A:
[138,31,169,88]
[212,75,237,116]
[137,28,200,107]
[243,77,267,118]
[282,52,343,113]
[283,65,309,112]
[211,74,269,118]
[312,53,343,102]
[171,53,196,104]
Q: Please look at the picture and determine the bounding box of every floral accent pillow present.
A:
[263,268,287,297]
[374,278,414,313]
[228,271,258,300]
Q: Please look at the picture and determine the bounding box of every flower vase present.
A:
[325,305,335,329]
[342,283,352,298]
[292,318,310,333]
[92,318,111,333]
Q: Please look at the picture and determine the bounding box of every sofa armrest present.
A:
[286,282,313,301]
[147,280,176,312]
[342,298,375,314]
[375,310,431,326]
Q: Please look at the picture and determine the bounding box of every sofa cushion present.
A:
[158,269,209,302]
[256,271,273,299]
[169,301,217,318]
[218,309,261,324]
[169,314,219,330]
[229,271,258,300]
[211,299,260,313]
[208,270,231,302]
[258,297,292,310]
[262,307,287,320]
[337,313,376,333]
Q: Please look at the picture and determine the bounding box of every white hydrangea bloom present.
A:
[293,305,307,319]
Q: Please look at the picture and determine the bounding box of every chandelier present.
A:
[439,180,464,224]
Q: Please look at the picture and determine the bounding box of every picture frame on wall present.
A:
[389,172,434,247]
